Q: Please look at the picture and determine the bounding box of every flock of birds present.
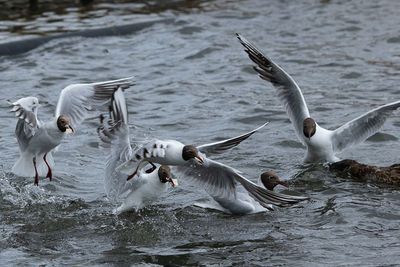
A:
[9,34,400,215]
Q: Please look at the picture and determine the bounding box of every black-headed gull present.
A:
[260,171,289,190]
[102,88,308,211]
[200,171,300,215]
[114,122,308,210]
[115,165,177,214]
[10,76,135,185]
[98,88,177,213]
[236,33,400,163]
[122,122,269,180]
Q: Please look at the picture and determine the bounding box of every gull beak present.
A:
[278,181,289,188]
[194,156,204,165]
[168,177,178,187]
[66,124,75,134]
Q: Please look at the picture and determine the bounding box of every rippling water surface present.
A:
[0,0,399,265]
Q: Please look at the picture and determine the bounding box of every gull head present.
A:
[260,171,289,190]
[182,145,204,165]
[57,115,74,134]
[303,117,316,140]
[158,165,178,187]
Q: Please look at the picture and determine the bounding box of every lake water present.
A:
[0,0,399,265]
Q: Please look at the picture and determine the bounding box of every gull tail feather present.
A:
[12,152,53,178]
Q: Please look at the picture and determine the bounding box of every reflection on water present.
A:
[1,0,210,20]
[0,0,211,42]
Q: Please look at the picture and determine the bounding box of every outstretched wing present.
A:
[97,88,134,201]
[173,157,308,208]
[10,97,41,151]
[331,100,400,153]
[237,33,310,144]
[197,122,269,154]
[56,76,135,127]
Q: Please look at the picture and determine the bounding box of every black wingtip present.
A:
[99,113,105,123]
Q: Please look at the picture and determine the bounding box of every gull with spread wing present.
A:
[10,76,135,185]
[237,33,400,163]
[110,99,307,211]
[98,88,177,213]
[195,171,298,214]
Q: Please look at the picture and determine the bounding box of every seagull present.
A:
[120,122,270,180]
[10,76,135,185]
[98,88,177,213]
[101,88,308,212]
[260,171,289,190]
[197,171,298,215]
[111,113,308,210]
[236,33,400,163]
[114,165,178,214]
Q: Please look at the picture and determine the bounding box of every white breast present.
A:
[148,140,185,165]
[304,124,339,162]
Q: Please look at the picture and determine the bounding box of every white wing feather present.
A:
[173,157,308,208]
[237,34,310,144]
[56,76,134,127]
[331,100,400,153]
[98,88,135,201]
[10,97,41,151]
[197,122,269,154]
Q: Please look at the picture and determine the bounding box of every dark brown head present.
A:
[158,165,178,187]
[260,171,289,191]
[303,117,316,140]
[57,115,74,134]
[182,145,204,164]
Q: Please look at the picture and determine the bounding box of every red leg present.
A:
[33,158,39,186]
[43,153,52,181]
[127,167,138,181]
[127,161,150,181]
[145,162,157,173]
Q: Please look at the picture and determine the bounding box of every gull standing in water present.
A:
[98,88,177,214]
[236,33,400,163]
[10,76,135,185]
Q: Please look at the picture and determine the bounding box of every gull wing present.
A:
[197,122,269,155]
[237,33,310,144]
[173,157,308,208]
[10,97,40,151]
[56,76,134,127]
[331,100,400,153]
[97,88,133,201]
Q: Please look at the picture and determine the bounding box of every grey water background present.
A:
[0,0,399,265]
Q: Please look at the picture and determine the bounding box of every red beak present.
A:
[168,177,178,187]
[195,156,204,165]
[278,181,289,188]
